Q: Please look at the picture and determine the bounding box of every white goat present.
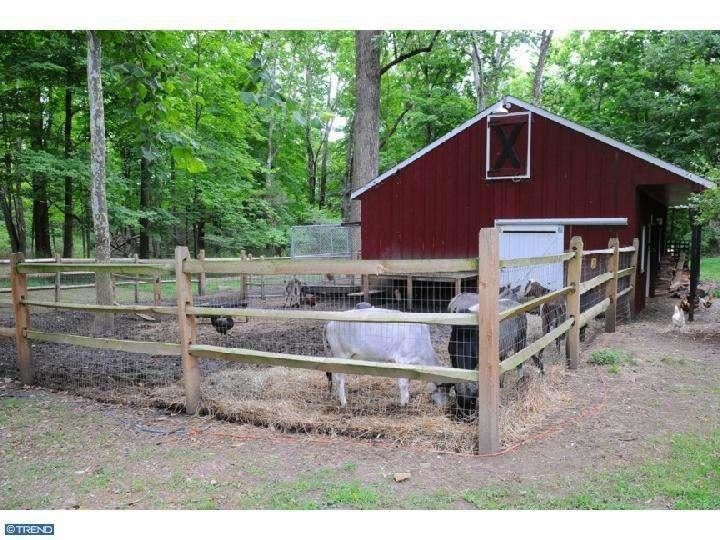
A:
[324,307,447,408]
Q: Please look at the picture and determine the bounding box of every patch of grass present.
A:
[607,364,620,374]
[325,482,379,508]
[236,467,384,510]
[700,256,720,282]
[342,461,357,472]
[661,356,687,366]
[398,491,456,510]
[588,348,633,367]
[461,431,720,510]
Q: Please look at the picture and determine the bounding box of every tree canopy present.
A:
[1,30,718,258]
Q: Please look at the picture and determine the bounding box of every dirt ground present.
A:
[1,294,719,509]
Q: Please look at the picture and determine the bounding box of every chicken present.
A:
[671,304,686,328]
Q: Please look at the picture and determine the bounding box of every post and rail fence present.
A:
[1,228,638,454]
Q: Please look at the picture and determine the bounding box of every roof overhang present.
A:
[495,218,628,227]
[351,96,715,200]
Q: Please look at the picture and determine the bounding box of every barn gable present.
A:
[352,96,714,200]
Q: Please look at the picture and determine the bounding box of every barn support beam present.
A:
[688,209,701,322]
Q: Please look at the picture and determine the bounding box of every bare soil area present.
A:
[1,295,719,509]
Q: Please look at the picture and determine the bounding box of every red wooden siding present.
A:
[359,106,694,260]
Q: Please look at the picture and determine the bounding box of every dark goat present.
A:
[449,299,543,421]
[524,279,567,353]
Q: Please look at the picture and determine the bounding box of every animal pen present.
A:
[0,228,638,454]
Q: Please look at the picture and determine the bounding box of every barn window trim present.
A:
[485,111,532,181]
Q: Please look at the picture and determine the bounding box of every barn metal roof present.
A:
[351,95,715,199]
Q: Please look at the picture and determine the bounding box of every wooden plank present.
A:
[187,306,476,325]
[618,246,636,253]
[0,327,15,338]
[405,276,413,311]
[628,238,640,316]
[176,246,200,415]
[499,251,575,268]
[605,238,620,333]
[583,248,614,255]
[10,253,33,384]
[477,228,500,454]
[617,286,632,298]
[498,286,573,322]
[566,236,583,369]
[17,262,172,274]
[23,300,177,315]
[579,298,611,327]
[184,257,478,276]
[499,318,574,373]
[616,266,635,279]
[362,274,370,303]
[579,272,613,294]
[189,344,477,384]
[26,329,180,356]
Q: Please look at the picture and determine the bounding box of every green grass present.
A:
[701,256,720,283]
[588,348,635,373]
[3,396,719,510]
[462,431,720,509]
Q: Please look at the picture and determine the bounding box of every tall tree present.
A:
[532,30,553,105]
[86,30,114,331]
[348,30,381,240]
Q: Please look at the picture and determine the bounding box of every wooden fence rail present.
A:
[4,231,638,455]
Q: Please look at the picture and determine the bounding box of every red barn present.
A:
[351,96,714,311]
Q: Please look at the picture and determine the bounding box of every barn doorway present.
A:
[495,222,565,290]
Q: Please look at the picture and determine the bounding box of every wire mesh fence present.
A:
[290,224,359,259]
[0,234,639,454]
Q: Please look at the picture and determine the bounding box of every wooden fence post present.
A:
[153,272,162,306]
[566,236,583,369]
[628,238,639,317]
[10,253,33,385]
[605,237,620,333]
[175,246,200,414]
[198,249,206,297]
[54,254,61,303]
[477,228,500,454]
[133,254,139,304]
[239,249,247,301]
[362,274,370,304]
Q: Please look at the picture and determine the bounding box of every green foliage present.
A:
[588,348,633,366]
[2,30,719,257]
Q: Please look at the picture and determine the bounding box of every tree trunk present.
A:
[350,30,382,253]
[63,85,74,257]
[1,152,23,253]
[30,88,51,258]
[469,33,485,112]
[139,155,150,258]
[341,116,354,221]
[532,31,553,105]
[86,30,114,332]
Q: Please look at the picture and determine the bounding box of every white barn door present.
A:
[497,223,565,291]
